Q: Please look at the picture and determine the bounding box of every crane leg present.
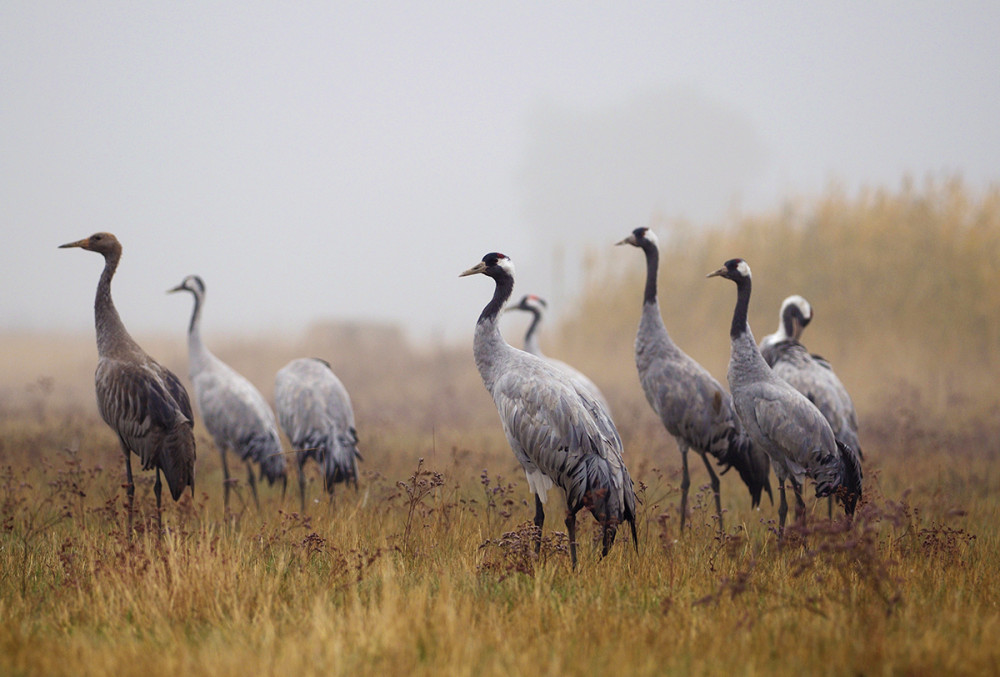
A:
[565,511,578,569]
[792,481,806,528]
[245,460,260,511]
[699,451,724,533]
[121,442,135,535]
[777,479,788,539]
[154,468,163,535]
[679,444,691,531]
[298,454,308,513]
[220,448,232,513]
[601,522,617,558]
[533,494,545,555]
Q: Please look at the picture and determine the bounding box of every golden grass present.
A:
[3,179,1000,675]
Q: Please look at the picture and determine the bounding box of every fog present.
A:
[3,2,998,344]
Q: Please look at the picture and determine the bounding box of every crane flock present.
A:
[60,231,863,562]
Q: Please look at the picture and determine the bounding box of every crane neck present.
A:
[731,276,752,340]
[94,248,137,358]
[523,308,543,356]
[640,240,659,305]
[473,271,516,392]
[183,290,213,367]
[478,271,514,325]
[781,306,796,341]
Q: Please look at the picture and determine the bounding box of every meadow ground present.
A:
[3,180,999,675]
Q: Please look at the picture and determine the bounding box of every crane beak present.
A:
[459,262,487,277]
[58,237,89,249]
[615,235,637,246]
[706,267,726,279]
[166,283,185,294]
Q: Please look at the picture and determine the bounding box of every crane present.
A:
[275,357,361,512]
[462,252,637,567]
[760,295,864,516]
[169,275,286,511]
[59,232,195,532]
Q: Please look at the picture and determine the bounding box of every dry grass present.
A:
[2,179,1000,675]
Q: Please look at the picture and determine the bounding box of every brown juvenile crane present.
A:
[60,232,196,532]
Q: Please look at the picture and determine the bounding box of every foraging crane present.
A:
[59,232,195,532]
[617,227,771,532]
[169,275,286,511]
[275,357,361,512]
[462,252,638,567]
[760,296,864,517]
[707,259,862,536]
[506,294,612,413]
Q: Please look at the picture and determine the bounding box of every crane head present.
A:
[615,226,659,248]
[459,252,515,279]
[707,258,752,282]
[58,232,121,257]
[779,295,813,340]
[168,275,206,297]
[508,294,547,315]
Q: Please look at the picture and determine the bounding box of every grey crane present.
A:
[708,258,862,536]
[506,294,612,413]
[462,252,638,568]
[169,275,286,511]
[59,232,195,532]
[617,227,771,532]
[760,295,864,517]
[274,357,361,512]
[760,297,863,459]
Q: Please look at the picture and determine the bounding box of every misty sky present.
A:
[3,2,998,344]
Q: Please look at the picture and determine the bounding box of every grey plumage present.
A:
[708,259,862,536]
[760,296,863,461]
[617,227,772,532]
[60,232,195,532]
[275,357,361,512]
[170,275,286,511]
[462,252,637,568]
[507,294,612,413]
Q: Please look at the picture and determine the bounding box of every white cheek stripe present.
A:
[737,260,751,278]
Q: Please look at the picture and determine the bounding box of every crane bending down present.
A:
[169,276,286,511]
[761,296,864,518]
[708,259,862,536]
[506,294,612,414]
[617,227,771,532]
[760,295,863,462]
[274,357,361,512]
[60,232,195,532]
[462,252,638,568]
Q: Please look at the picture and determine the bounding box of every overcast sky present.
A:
[3,2,998,344]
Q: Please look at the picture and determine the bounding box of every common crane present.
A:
[275,357,361,512]
[59,232,195,532]
[760,295,864,516]
[169,275,286,511]
[462,252,637,568]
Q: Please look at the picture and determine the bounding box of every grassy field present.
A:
[2,179,999,675]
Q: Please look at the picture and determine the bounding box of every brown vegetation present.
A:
[1,179,999,675]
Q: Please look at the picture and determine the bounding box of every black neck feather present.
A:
[641,241,659,305]
[731,277,751,339]
[479,271,514,324]
[525,309,541,340]
[188,291,203,335]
